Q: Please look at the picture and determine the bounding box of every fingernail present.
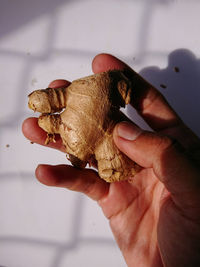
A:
[117,121,142,141]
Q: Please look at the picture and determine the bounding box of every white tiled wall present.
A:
[1,1,200,266]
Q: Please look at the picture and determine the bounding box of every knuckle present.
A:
[155,134,180,156]
[81,180,96,196]
[69,172,96,196]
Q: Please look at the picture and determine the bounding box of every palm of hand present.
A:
[100,161,200,267]
[99,168,165,267]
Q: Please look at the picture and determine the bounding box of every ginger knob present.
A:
[28,70,139,182]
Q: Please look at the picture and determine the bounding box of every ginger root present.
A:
[28,70,139,182]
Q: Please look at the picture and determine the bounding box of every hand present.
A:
[22,54,200,267]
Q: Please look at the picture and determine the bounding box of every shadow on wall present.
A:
[0,0,173,39]
[0,0,78,38]
[127,49,200,138]
[0,193,115,267]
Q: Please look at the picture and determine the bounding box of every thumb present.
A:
[113,121,200,210]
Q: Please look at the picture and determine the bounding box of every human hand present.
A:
[22,54,200,267]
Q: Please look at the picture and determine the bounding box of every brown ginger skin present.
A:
[28,70,138,182]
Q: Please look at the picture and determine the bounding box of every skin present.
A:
[22,54,200,267]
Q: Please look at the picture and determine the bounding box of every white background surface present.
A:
[1,0,200,266]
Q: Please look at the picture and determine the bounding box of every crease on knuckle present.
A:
[156,135,178,157]
[69,173,97,197]
[152,135,179,173]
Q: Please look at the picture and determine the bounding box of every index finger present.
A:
[92,53,179,131]
[92,54,200,151]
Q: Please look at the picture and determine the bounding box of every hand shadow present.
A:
[126,49,200,138]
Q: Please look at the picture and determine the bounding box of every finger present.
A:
[113,121,200,212]
[92,54,179,129]
[22,117,66,152]
[36,164,109,201]
[92,53,130,73]
[48,79,71,89]
[92,53,200,150]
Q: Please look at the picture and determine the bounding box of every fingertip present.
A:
[35,164,45,182]
[113,122,144,166]
[35,164,58,186]
[35,163,44,177]
[92,53,110,73]
[22,117,30,136]
[113,121,142,148]
[115,122,143,141]
[35,164,42,181]
[22,117,39,139]
[48,79,71,89]
[22,117,47,141]
[92,53,128,73]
